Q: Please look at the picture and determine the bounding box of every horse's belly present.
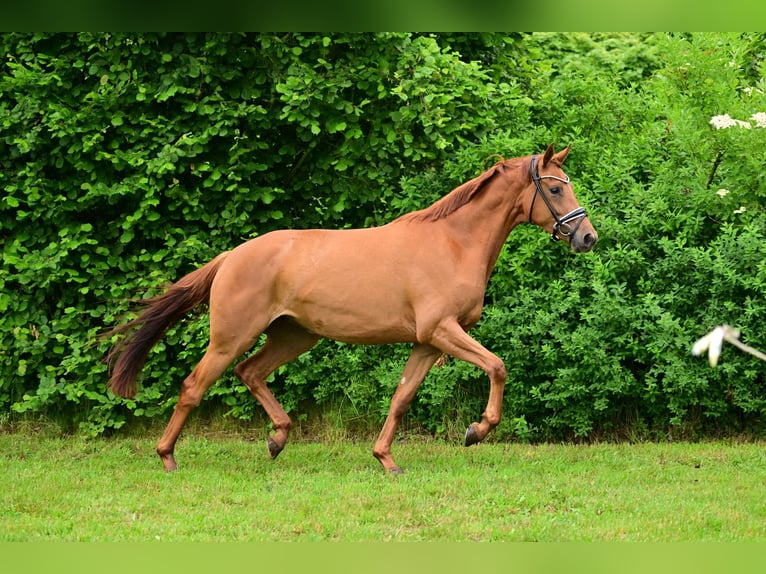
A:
[287,291,418,345]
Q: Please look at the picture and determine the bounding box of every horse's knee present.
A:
[388,395,411,420]
[488,359,507,385]
[233,361,252,382]
[234,361,267,393]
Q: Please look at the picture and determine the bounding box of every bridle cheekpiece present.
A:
[528,155,587,242]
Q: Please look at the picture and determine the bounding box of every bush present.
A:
[2,32,766,441]
[0,32,527,434]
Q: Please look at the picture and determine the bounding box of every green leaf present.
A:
[327,119,347,133]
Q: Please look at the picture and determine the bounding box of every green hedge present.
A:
[2,32,766,440]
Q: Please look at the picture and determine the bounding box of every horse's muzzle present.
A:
[570,227,598,253]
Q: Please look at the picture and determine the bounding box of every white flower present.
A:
[710,114,736,129]
[716,188,730,198]
[734,206,747,214]
[709,114,751,129]
[743,87,764,96]
[751,112,766,128]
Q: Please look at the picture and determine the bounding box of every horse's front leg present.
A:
[427,320,507,446]
[373,344,442,473]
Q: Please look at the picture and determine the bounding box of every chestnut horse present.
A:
[106,144,597,473]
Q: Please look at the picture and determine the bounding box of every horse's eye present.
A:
[550,186,561,195]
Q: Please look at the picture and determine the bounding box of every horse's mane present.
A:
[395,157,529,224]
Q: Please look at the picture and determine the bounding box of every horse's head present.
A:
[525,143,597,253]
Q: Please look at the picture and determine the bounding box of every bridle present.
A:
[528,155,587,242]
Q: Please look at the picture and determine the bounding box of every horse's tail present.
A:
[105,252,229,398]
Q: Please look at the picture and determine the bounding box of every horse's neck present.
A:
[441,179,526,282]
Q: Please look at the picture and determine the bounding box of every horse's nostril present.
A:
[584,233,596,248]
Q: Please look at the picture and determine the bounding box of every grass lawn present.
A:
[2,430,766,542]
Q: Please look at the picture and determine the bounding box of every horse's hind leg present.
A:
[156,346,240,471]
[234,317,319,460]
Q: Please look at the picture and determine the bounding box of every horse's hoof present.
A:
[267,436,284,459]
[159,452,178,472]
[389,466,405,475]
[464,425,481,447]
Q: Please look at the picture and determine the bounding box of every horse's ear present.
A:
[554,144,571,165]
[542,143,555,166]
